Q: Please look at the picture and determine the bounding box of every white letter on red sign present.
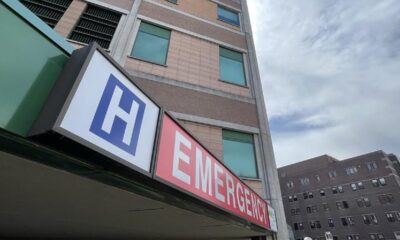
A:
[214,163,225,203]
[245,188,252,217]
[172,131,191,185]
[236,182,245,212]
[226,174,236,208]
[195,148,213,196]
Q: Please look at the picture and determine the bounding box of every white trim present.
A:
[84,0,130,14]
[210,0,241,12]
[171,111,260,134]
[144,0,244,35]
[137,15,247,53]
[108,14,127,54]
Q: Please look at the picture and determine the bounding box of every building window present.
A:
[290,208,301,216]
[287,181,294,189]
[363,214,378,225]
[323,203,329,211]
[347,216,355,225]
[288,195,293,202]
[316,175,321,181]
[367,161,378,171]
[309,192,314,198]
[338,185,344,193]
[69,4,122,49]
[377,234,385,240]
[293,195,298,201]
[166,0,178,4]
[357,197,371,207]
[20,0,72,28]
[328,170,337,178]
[378,194,394,204]
[328,218,334,227]
[394,231,400,240]
[332,187,338,194]
[222,130,257,178]
[219,47,246,86]
[370,234,377,240]
[341,217,348,226]
[386,212,396,222]
[217,6,240,26]
[300,177,310,186]
[378,177,386,185]
[345,166,358,175]
[352,181,364,191]
[131,22,171,65]
[320,189,325,196]
[306,206,311,214]
[303,192,308,199]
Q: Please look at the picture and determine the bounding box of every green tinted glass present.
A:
[131,22,171,65]
[219,47,246,85]
[0,2,69,136]
[223,130,257,178]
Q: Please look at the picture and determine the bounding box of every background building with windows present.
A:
[278,151,400,240]
[0,0,288,238]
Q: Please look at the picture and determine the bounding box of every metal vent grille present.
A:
[69,4,121,49]
[20,0,72,28]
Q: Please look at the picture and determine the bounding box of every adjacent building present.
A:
[278,151,400,240]
[0,0,288,238]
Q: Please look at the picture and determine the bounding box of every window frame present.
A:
[217,5,240,27]
[131,21,172,66]
[219,46,247,86]
[222,129,258,179]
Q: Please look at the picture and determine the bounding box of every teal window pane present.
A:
[219,47,246,85]
[218,6,239,26]
[131,22,171,65]
[223,130,258,178]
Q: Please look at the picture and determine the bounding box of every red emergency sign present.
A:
[155,114,270,229]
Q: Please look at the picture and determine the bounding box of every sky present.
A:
[247,0,400,167]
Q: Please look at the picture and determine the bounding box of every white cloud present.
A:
[248,0,400,166]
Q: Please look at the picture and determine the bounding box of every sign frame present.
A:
[29,43,163,177]
[153,111,271,230]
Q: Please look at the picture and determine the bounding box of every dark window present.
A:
[303,192,308,199]
[316,220,321,228]
[287,181,294,189]
[328,218,334,227]
[20,0,72,28]
[357,198,364,207]
[310,221,315,229]
[332,187,338,194]
[306,206,311,214]
[288,196,293,202]
[320,189,325,196]
[364,197,371,207]
[386,212,396,222]
[341,217,348,226]
[293,195,298,201]
[309,192,314,198]
[166,0,178,4]
[69,4,122,49]
[294,223,298,230]
[364,214,378,224]
[217,5,240,26]
[343,201,349,209]
[379,194,394,204]
[363,215,371,224]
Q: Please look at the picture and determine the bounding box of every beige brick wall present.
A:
[179,120,265,197]
[244,179,265,198]
[124,31,250,97]
[54,0,87,37]
[97,0,134,11]
[179,120,223,161]
[160,0,241,31]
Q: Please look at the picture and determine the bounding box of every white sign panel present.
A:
[268,205,278,232]
[55,50,159,173]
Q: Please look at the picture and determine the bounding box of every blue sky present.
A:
[248,0,400,167]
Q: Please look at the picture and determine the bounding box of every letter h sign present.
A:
[90,74,145,156]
